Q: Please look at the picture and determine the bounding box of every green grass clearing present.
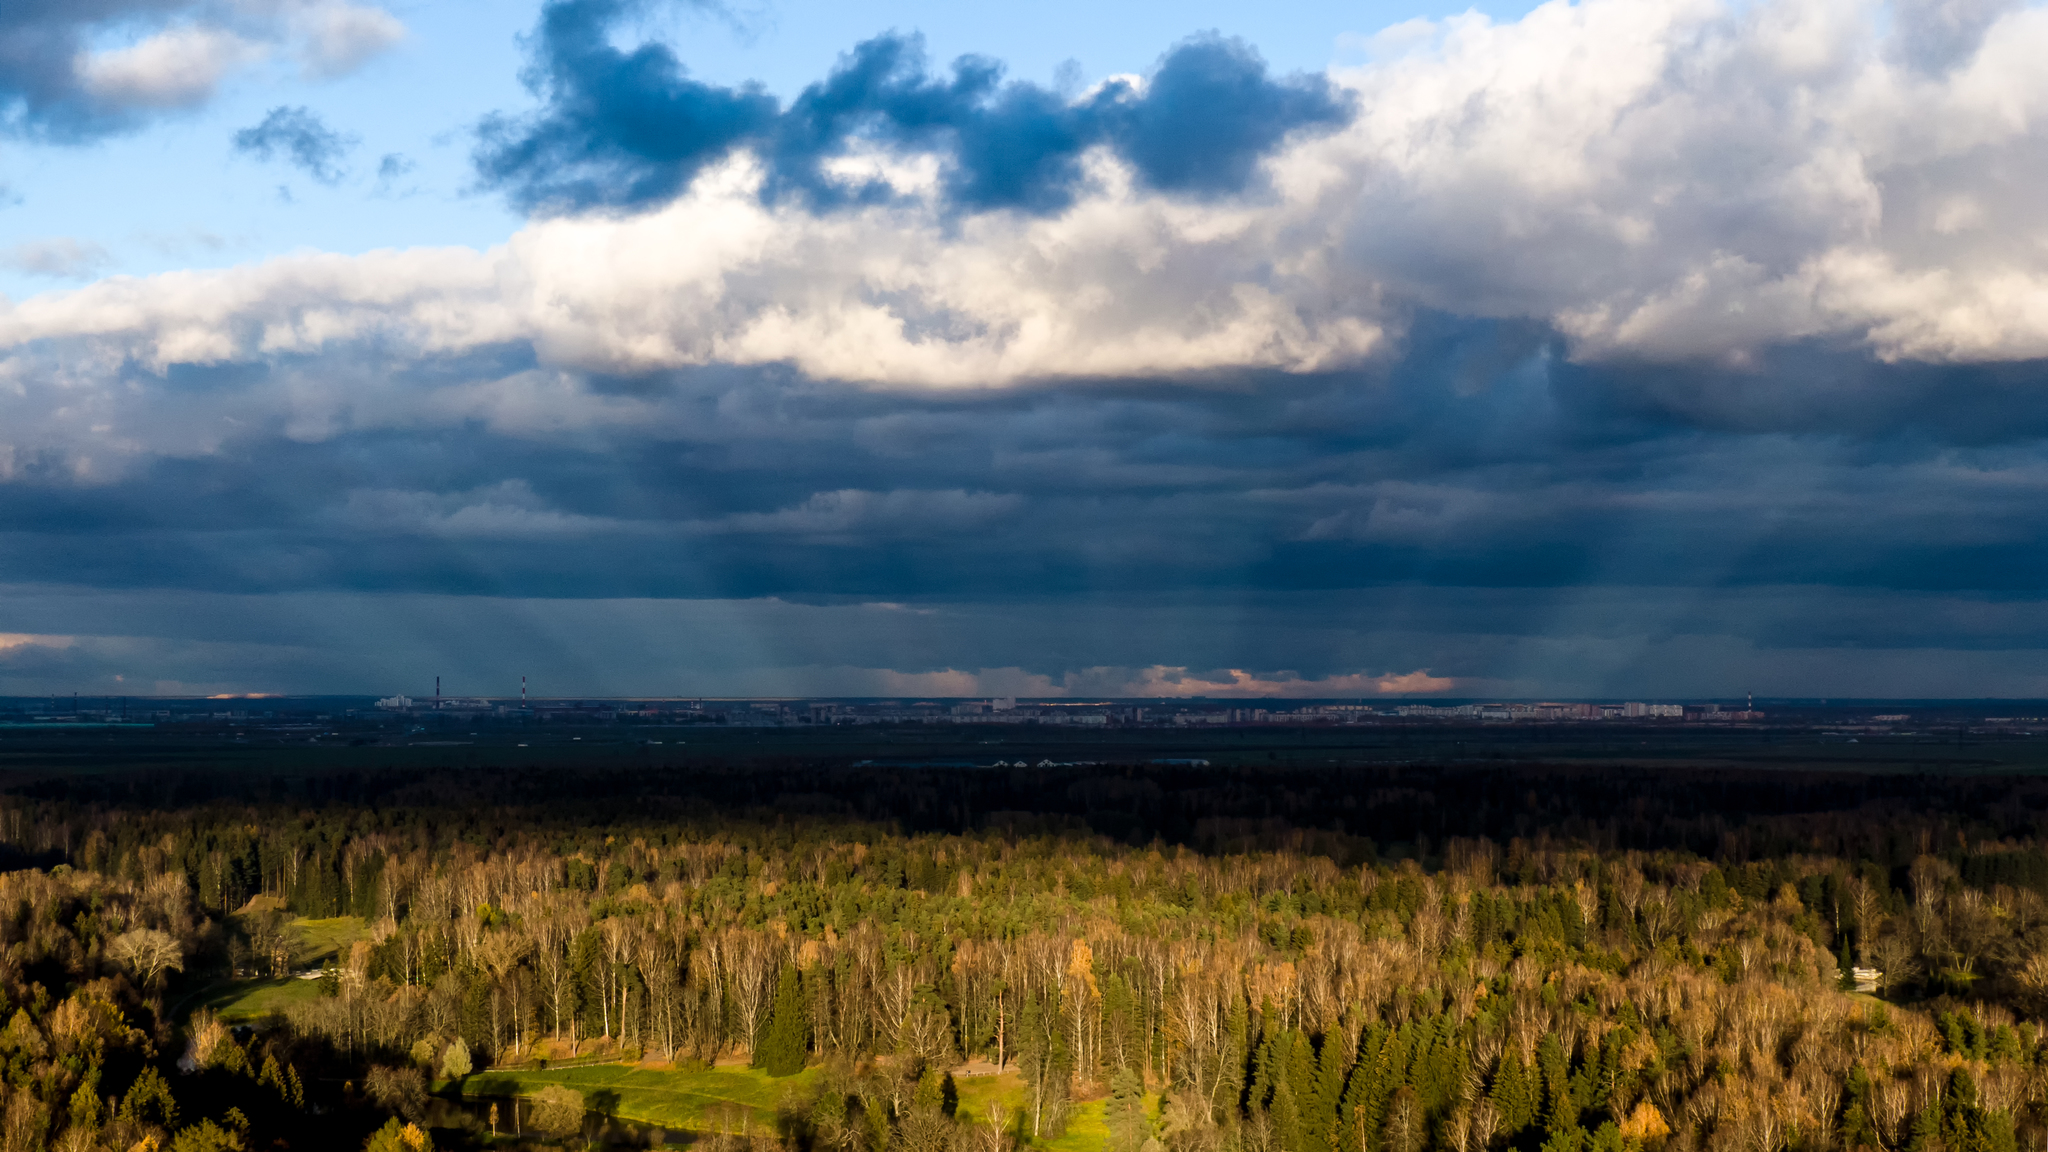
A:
[951,1073,1158,1152]
[951,1074,1019,1126]
[199,977,326,1021]
[461,1063,1144,1150]
[289,916,367,966]
[1042,1100,1109,1152]
[462,1064,824,1132]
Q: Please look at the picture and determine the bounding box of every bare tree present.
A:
[727,929,777,1057]
[476,928,532,1056]
[108,928,183,998]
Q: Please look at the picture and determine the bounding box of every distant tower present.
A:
[436,676,441,709]
[522,676,527,706]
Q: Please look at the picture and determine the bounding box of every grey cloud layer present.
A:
[10,585,2048,698]
[0,341,2043,601]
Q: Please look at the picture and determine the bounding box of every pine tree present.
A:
[1310,1030,1349,1149]
[755,964,809,1076]
[1107,1067,1148,1152]
[1842,1066,1881,1151]
[1281,1029,1316,1149]
[1489,1051,1538,1138]
[1538,1034,1578,1137]
[1272,1076,1305,1152]
[1587,1121,1623,1152]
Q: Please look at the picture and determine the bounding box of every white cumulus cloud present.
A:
[294,1,406,79]
[76,26,267,109]
[0,0,2045,479]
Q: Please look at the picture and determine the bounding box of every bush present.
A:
[529,1085,585,1137]
[363,1117,434,1152]
[365,1065,427,1122]
[439,1038,472,1081]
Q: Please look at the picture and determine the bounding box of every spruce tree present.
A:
[1842,1066,1881,1151]
[1539,1034,1578,1137]
[1311,1031,1349,1148]
[1282,1028,1316,1146]
[1489,1051,1538,1137]
[755,964,810,1076]
[1107,1067,1148,1152]
[1222,996,1249,1119]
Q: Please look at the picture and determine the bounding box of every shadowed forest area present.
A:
[4,757,2048,1152]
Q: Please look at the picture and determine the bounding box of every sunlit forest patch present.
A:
[3,761,2048,1152]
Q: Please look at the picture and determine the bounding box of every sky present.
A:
[2,0,2048,700]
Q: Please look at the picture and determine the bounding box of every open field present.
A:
[461,1064,825,1132]
[199,976,326,1021]
[290,915,368,965]
[187,915,368,1020]
[457,1064,1136,1150]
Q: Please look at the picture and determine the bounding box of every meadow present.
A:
[457,1063,1127,1152]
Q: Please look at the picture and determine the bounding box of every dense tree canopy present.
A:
[5,761,2048,1152]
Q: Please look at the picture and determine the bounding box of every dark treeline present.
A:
[13,759,2042,857]
[3,761,2048,1152]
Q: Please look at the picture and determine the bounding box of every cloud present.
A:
[0,160,1385,389]
[294,1,405,79]
[1371,670,1457,694]
[701,489,1022,539]
[336,481,642,539]
[0,0,406,140]
[1892,0,2018,72]
[3,0,2048,696]
[0,237,111,279]
[800,664,1458,698]
[4,0,2045,399]
[373,152,416,192]
[474,0,1350,216]
[14,584,2048,697]
[0,632,72,654]
[1090,666,1460,697]
[233,105,357,183]
[75,25,266,110]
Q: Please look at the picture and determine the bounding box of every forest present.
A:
[0,758,2046,1152]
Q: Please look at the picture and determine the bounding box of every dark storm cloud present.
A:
[5,318,2048,610]
[234,106,358,184]
[473,0,1352,215]
[5,318,2048,694]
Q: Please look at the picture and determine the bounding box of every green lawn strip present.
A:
[201,977,325,1020]
[900,1073,1137,1152]
[951,1074,1023,1126]
[1041,1100,1109,1152]
[461,1065,821,1130]
[289,916,367,965]
[455,1062,1123,1148]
